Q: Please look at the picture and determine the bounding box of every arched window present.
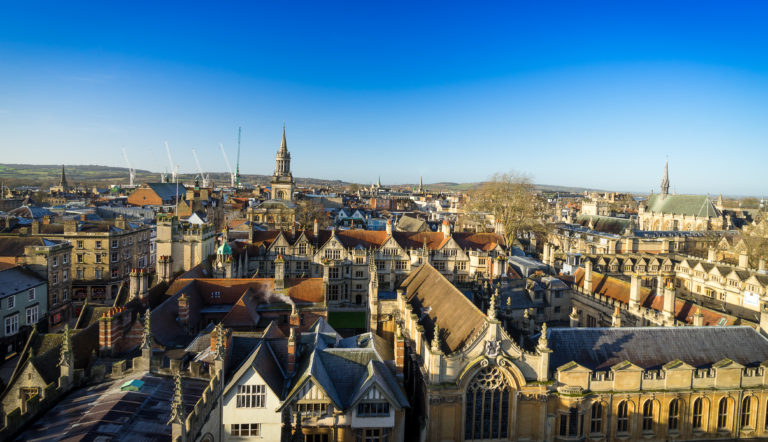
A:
[692,398,703,430]
[668,399,679,430]
[617,401,629,433]
[741,397,752,429]
[642,400,654,432]
[717,398,729,430]
[464,367,510,440]
[277,191,285,200]
[590,403,603,434]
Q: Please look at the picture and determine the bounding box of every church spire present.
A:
[280,123,288,154]
[60,165,68,189]
[274,124,292,178]
[660,158,670,197]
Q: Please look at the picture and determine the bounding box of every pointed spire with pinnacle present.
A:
[488,288,498,320]
[431,321,441,353]
[661,157,670,197]
[280,123,288,153]
[59,165,68,189]
[141,310,153,350]
[59,324,73,367]
[537,322,549,350]
[214,322,226,361]
[168,372,185,425]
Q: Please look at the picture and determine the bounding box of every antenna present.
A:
[236,127,241,187]
[164,141,177,183]
[121,147,135,187]
[219,143,235,187]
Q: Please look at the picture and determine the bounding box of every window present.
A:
[717,398,728,429]
[77,268,84,279]
[328,285,339,301]
[692,398,703,430]
[357,402,390,417]
[306,434,330,442]
[668,399,679,430]
[63,270,68,282]
[52,272,58,284]
[77,240,83,249]
[95,268,102,279]
[355,257,365,265]
[77,254,84,263]
[95,240,102,249]
[559,407,581,437]
[324,249,341,260]
[112,268,119,278]
[63,288,68,301]
[7,295,15,309]
[395,260,407,270]
[457,261,467,271]
[329,268,340,279]
[112,240,118,248]
[434,261,445,271]
[52,290,59,305]
[590,403,602,434]
[230,423,260,437]
[27,288,35,301]
[356,429,387,442]
[642,400,654,432]
[95,254,102,264]
[122,239,127,247]
[111,252,118,263]
[52,256,58,267]
[5,314,19,335]
[297,402,327,416]
[298,244,307,255]
[464,367,510,440]
[26,305,38,325]
[741,397,752,429]
[355,271,364,278]
[616,401,629,433]
[236,385,266,408]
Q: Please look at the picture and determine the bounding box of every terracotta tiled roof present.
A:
[573,267,651,305]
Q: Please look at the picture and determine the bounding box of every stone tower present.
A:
[660,158,670,198]
[271,124,295,201]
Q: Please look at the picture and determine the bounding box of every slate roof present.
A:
[146,183,185,202]
[0,265,46,298]
[400,263,487,354]
[576,215,631,235]
[645,194,721,218]
[549,326,768,371]
[395,215,429,233]
[0,236,68,257]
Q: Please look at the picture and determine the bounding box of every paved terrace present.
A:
[16,373,207,442]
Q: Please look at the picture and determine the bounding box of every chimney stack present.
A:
[707,248,716,263]
[386,219,392,236]
[692,308,704,326]
[629,274,641,310]
[313,218,319,237]
[584,260,593,294]
[441,219,451,239]
[611,306,621,327]
[287,327,297,375]
[739,252,749,269]
[275,255,285,290]
[178,294,189,327]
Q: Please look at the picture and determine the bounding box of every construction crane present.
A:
[121,147,135,187]
[164,141,177,183]
[191,149,210,187]
[236,127,241,187]
[219,143,236,187]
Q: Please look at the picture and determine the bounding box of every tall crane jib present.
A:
[236,127,241,188]
[192,149,210,187]
[219,143,236,188]
[121,147,136,187]
[165,141,177,183]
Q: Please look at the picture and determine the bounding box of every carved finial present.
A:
[214,323,226,361]
[58,324,73,367]
[141,310,153,350]
[167,372,185,425]
[487,288,498,320]
[570,307,578,319]
[431,321,441,353]
[538,322,549,350]
[506,296,511,307]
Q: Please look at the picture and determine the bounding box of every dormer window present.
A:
[357,402,389,417]
[297,402,327,416]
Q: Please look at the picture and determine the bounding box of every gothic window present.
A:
[616,401,629,433]
[692,398,703,430]
[741,397,752,429]
[642,400,654,432]
[464,367,510,440]
[590,403,603,434]
[717,398,729,430]
[559,407,581,437]
[668,399,679,430]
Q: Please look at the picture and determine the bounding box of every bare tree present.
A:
[469,172,546,248]
[295,199,329,229]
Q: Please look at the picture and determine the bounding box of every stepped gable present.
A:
[400,262,487,354]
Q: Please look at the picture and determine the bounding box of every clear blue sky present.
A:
[1,1,767,195]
